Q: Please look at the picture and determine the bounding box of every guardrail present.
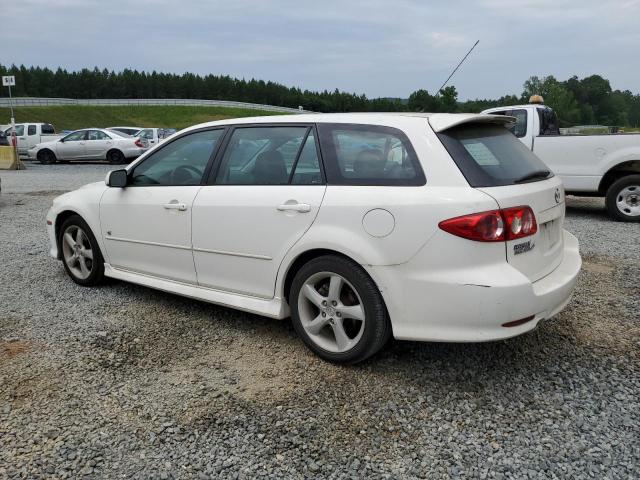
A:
[0,97,312,113]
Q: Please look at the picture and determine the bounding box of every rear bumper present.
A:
[371,230,581,342]
[122,147,145,159]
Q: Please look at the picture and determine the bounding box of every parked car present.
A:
[2,123,61,157]
[45,113,581,363]
[135,127,176,148]
[107,126,143,137]
[29,128,146,164]
[483,98,640,221]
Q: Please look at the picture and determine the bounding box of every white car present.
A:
[135,127,177,148]
[29,128,146,164]
[45,113,581,363]
[107,126,144,137]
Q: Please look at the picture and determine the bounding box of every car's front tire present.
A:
[37,149,57,164]
[290,255,391,364]
[58,215,105,286]
[605,175,640,222]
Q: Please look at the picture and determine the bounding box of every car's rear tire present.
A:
[107,149,126,164]
[58,215,105,286]
[605,175,640,222]
[37,149,57,164]
[290,255,391,364]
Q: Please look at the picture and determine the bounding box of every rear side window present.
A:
[41,124,55,134]
[437,124,553,187]
[538,107,560,135]
[214,126,322,185]
[28,125,36,135]
[317,124,425,186]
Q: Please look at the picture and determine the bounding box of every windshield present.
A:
[437,124,553,187]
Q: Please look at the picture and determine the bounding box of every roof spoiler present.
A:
[429,113,516,133]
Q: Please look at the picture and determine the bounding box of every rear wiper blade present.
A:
[514,169,551,183]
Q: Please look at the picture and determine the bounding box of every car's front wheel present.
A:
[37,149,57,164]
[58,215,105,286]
[606,175,640,222]
[290,255,391,364]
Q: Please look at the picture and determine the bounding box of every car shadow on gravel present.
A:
[565,196,608,220]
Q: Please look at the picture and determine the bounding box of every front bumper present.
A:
[46,207,59,259]
[371,230,582,342]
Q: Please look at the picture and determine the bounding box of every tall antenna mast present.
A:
[436,40,479,94]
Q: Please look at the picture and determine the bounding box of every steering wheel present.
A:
[171,164,202,184]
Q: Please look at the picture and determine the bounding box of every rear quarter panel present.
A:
[276,117,500,295]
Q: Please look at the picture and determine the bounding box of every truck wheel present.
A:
[605,175,640,222]
[37,150,57,164]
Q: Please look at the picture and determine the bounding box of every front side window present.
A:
[28,125,36,136]
[87,130,110,140]
[130,129,224,186]
[317,124,425,186]
[10,125,24,136]
[214,126,321,185]
[489,109,527,138]
[508,109,528,137]
[437,124,553,187]
[63,131,87,142]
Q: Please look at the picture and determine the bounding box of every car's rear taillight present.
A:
[134,139,144,148]
[439,206,537,242]
[501,206,537,240]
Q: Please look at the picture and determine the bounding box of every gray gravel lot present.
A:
[1,163,638,479]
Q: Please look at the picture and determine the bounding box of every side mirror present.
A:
[106,169,128,188]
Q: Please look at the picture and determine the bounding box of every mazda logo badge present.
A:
[555,188,561,204]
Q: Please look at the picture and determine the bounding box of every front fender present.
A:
[46,183,109,262]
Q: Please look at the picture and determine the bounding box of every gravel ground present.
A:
[1,163,638,479]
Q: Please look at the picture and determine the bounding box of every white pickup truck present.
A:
[2,123,61,158]
[483,100,640,221]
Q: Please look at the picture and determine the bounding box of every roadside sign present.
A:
[2,76,15,87]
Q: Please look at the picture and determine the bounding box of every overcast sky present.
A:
[2,0,639,100]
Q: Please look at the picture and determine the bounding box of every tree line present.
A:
[1,64,639,126]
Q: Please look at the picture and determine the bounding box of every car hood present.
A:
[52,181,106,205]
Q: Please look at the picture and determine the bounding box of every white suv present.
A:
[46,113,582,363]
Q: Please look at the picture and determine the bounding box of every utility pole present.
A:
[2,75,21,169]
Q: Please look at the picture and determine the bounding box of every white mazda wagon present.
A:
[46,113,582,363]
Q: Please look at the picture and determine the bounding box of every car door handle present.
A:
[277,203,311,213]
[163,201,188,211]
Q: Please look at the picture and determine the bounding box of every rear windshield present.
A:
[437,124,553,187]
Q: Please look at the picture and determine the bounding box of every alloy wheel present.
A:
[297,272,366,353]
[61,225,94,280]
